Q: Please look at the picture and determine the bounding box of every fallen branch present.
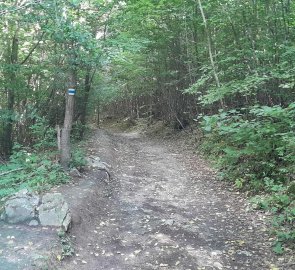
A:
[0,167,24,177]
[174,114,190,134]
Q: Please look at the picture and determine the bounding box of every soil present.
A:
[0,128,293,270]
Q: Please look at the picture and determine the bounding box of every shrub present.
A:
[200,103,295,252]
[70,147,87,169]
[200,103,295,190]
[0,144,69,200]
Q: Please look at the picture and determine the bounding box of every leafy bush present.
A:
[200,103,295,189]
[71,122,91,141]
[0,144,69,200]
[29,116,57,150]
[0,113,88,201]
[70,147,87,169]
[200,103,295,252]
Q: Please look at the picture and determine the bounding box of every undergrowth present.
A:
[199,102,295,253]
[0,144,69,200]
[0,118,87,202]
[57,230,75,260]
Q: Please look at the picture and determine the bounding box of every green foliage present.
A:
[251,190,295,254]
[201,103,295,189]
[0,145,69,200]
[200,103,295,251]
[29,115,57,150]
[70,147,87,169]
[57,230,75,259]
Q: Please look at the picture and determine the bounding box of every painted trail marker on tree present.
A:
[68,88,76,95]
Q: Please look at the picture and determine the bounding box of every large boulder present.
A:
[39,193,71,231]
[1,189,40,224]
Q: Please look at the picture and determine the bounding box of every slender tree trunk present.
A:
[60,70,76,170]
[3,32,18,156]
[183,1,193,85]
[197,0,224,108]
[79,68,92,138]
[97,101,100,128]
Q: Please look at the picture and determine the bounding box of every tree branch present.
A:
[20,31,45,65]
[0,167,24,177]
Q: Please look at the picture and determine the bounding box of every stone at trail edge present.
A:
[28,219,39,226]
[164,219,174,226]
[1,189,39,224]
[39,193,71,231]
[213,262,223,269]
[69,167,81,177]
[86,156,110,172]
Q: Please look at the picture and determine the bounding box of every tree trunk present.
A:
[97,101,100,128]
[3,33,18,156]
[60,70,76,170]
[79,68,92,138]
[197,0,224,108]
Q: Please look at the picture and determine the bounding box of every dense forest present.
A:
[0,0,294,253]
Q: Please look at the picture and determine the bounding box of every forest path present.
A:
[58,128,281,270]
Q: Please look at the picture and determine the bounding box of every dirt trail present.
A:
[57,129,285,270]
[1,128,288,270]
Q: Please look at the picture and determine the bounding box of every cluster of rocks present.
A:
[0,189,71,231]
[0,156,111,230]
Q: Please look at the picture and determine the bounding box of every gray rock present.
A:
[237,250,252,257]
[69,168,81,177]
[213,262,223,269]
[39,193,71,231]
[28,219,39,226]
[86,156,101,166]
[87,156,110,172]
[2,189,40,224]
[164,219,174,226]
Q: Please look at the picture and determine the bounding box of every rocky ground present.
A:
[0,128,293,270]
